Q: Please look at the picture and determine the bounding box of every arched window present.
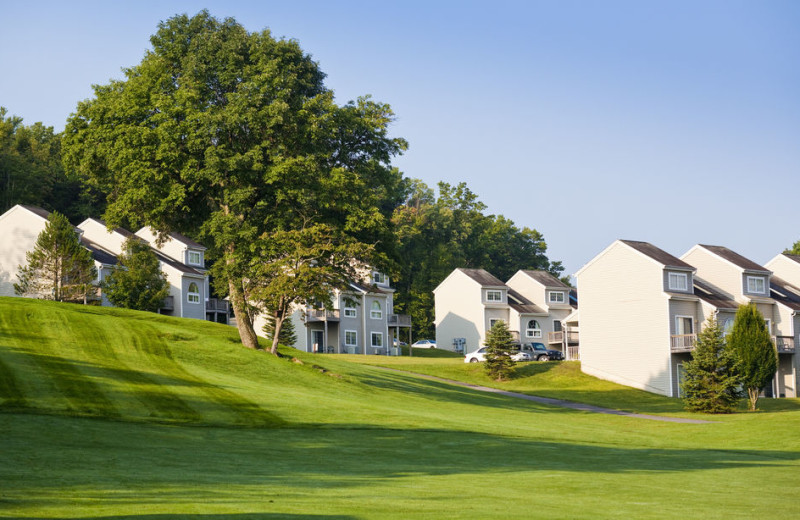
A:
[526,319,542,338]
[187,282,200,304]
[370,300,382,319]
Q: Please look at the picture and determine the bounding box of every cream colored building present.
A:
[577,240,797,398]
[433,268,578,355]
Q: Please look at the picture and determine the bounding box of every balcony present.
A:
[773,336,796,354]
[206,298,229,313]
[548,331,579,345]
[160,296,174,311]
[387,314,411,327]
[670,334,696,353]
[306,309,340,322]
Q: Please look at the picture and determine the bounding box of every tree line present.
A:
[2,11,564,347]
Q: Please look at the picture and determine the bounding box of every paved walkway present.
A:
[376,367,712,424]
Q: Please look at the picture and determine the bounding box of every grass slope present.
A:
[2,297,800,519]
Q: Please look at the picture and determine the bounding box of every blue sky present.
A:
[2,0,798,278]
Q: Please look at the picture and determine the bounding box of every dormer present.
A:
[664,269,694,294]
[483,287,507,305]
[371,270,390,288]
[682,244,771,302]
[135,227,206,269]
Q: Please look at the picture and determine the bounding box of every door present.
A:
[312,330,324,353]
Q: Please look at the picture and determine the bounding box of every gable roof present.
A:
[697,244,770,273]
[458,268,506,288]
[692,279,737,310]
[507,288,546,314]
[87,217,136,239]
[519,269,569,288]
[168,231,206,250]
[80,238,118,266]
[620,240,694,270]
[19,205,52,220]
[780,253,800,266]
[770,276,800,311]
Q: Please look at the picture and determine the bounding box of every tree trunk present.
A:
[271,311,283,356]
[748,387,759,411]
[228,279,260,349]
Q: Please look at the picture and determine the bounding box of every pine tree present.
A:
[102,237,170,312]
[484,320,516,381]
[727,304,778,411]
[261,311,298,348]
[680,317,741,413]
[15,211,96,302]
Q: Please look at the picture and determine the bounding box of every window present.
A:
[187,251,202,266]
[747,276,766,294]
[489,318,505,329]
[343,299,357,318]
[187,282,200,304]
[553,320,563,332]
[371,332,383,348]
[486,290,502,302]
[675,316,693,335]
[668,272,688,291]
[372,272,387,285]
[526,319,542,338]
[345,330,357,346]
[370,301,382,319]
[722,318,734,336]
[549,291,565,304]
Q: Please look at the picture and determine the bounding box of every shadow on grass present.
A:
[3,414,800,506]
[20,513,358,520]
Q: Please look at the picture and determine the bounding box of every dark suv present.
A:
[517,342,564,361]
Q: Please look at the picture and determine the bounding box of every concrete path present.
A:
[376,367,712,424]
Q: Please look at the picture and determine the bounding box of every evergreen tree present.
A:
[102,237,170,312]
[727,304,778,411]
[680,317,741,413]
[261,312,298,348]
[15,211,96,302]
[484,320,516,381]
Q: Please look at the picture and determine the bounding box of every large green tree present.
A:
[0,107,101,220]
[727,304,778,411]
[63,11,406,350]
[15,211,97,303]
[680,317,741,413]
[392,180,563,339]
[102,237,170,312]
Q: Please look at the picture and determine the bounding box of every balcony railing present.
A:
[567,346,580,361]
[160,296,174,311]
[206,298,229,313]
[670,334,696,352]
[773,336,796,353]
[548,331,580,345]
[306,309,340,322]
[387,314,411,327]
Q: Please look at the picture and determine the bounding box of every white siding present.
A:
[434,270,484,352]
[577,241,673,396]
[682,247,744,300]
[0,206,48,297]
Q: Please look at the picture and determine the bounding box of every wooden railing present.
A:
[306,309,340,321]
[773,336,796,353]
[548,331,579,344]
[567,346,580,361]
[387,314,411,326]
[205,298,229,312]
[670,334,696,352]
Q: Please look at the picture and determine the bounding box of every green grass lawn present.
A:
[2,297,800,519]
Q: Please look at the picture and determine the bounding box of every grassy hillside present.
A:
[2,297,800,519]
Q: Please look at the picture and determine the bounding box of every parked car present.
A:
[464,346,533,363]
[392,338,408,347]
[519,342,564,361]
[411,339,437,349]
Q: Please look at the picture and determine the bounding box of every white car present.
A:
[411,339,437,349]
[464,347,533,363]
